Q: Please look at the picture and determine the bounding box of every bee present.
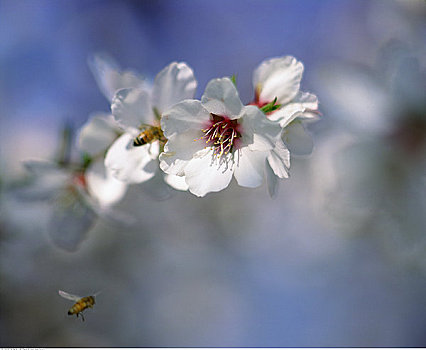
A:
[133,125,166,147]
[59,290,99,321]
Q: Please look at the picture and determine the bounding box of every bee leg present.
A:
[81,313,85,322]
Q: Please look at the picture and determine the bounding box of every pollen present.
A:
[200,114,241,158]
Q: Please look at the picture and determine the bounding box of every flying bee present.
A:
[59,290,99,321]
[133,125,166,147]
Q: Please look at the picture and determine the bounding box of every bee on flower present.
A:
[159,56,320,197]
[101,60,197,192]
[86,54,320,198]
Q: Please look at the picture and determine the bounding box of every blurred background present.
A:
[1,0,426,346]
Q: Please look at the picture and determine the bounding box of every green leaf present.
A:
[56,122,74,166]
[260,97,281,114]
[230,74,237,87]
[153,107,161,121]
[81,152,92,170]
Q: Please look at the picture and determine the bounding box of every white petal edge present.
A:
[269,91,319,127]
[159,128,205,176]
[267,139,290,178]
[151,62,197,114]
[85,158,128,207]
[77,113,119,156]
[253,56,304,105]
[111,88,154,127]
[184,149,234,197]
[282,122,314,156]
[201,77,243,118]
[161,99,211,137]
[233,147,267,188]
[240,105,282,151]
[164,174,189,191]
[104,133,157,184]
[265,158,279,198]
[88,53,145,102]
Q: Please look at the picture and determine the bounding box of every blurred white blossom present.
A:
[17,132,130,251]
[77,112,128,208]
[312,43,426,268]
[20,160,94,251]
[88,53,145,102]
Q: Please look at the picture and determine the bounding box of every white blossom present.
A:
[160,77,283,197]
[77,112,128,208]
[252,56,319,156]
[21,160,130,251]
[104,62,197,191]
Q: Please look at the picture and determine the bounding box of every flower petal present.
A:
[160,128,204,176]
[164,174,189,191]
[240,105,281,151]
[267,139,290,178]
[234,147,267,188]
[111,88,153,127]
[77,113,119,156]
[201,77,243,118]
[85,159,128,207]
[265,159,279,198]
[159,154,190,176]
[20,160,69,199]
[269,91,319,127]
[253,56,303,105]
[48,188,96,252]
[165,128,204,159]
[24,160,67,179]
[184,149,234,197]
[104,133,157,184]
[88,53,144,102]
[282,122,314,156]
[161,100,210,137]
[151,62,197,114]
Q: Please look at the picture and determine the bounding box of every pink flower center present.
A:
[201,114,242,157]
[249,88,276,116]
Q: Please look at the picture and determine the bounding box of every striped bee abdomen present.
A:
[68,296,95,315]
[133,126,166,147]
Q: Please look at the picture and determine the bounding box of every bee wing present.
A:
[138,124,151,131]
[59,290,82,301]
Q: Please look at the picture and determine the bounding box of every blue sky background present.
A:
[1,0,426,347]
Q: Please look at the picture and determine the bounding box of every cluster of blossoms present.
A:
[20,54,318,250]
[80,54,319,199]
